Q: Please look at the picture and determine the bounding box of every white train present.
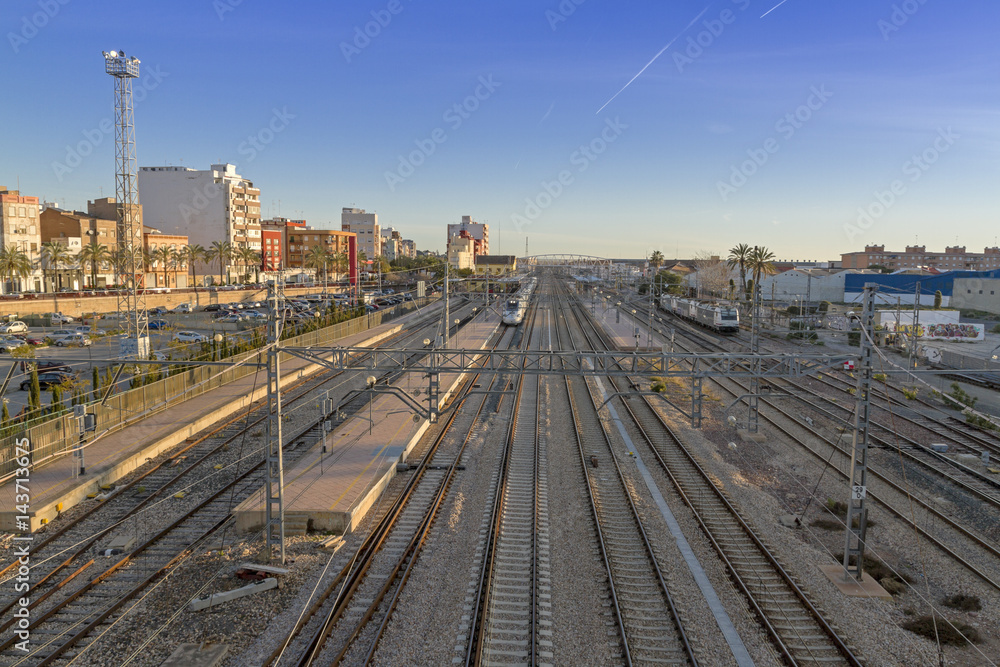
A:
[659,295,740,334]
[501,277,536,326]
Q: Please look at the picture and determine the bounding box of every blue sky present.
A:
[3,0,998,260]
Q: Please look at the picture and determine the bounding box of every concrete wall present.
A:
[951,278,1000,314]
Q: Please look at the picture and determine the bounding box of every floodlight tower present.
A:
[103,50,149,359]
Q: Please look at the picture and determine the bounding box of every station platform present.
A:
[590,300,661,351]
[0,305,443,533]
[233,311,500,536]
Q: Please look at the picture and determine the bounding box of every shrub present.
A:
[902,616,980,645]
[991,324,1000,334]
[873,373,887,382]
[942,594,981,612]
[902,387,919,400]
[948,383,978,409]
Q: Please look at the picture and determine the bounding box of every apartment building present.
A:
[143,228,190,288]
[341,207,380,258]
[446,215,489,256]
[286,227,357,281]
[401,239,417,259]
[138,164,261,282]
[842,245,1000,272]
[0,186,43,292]
[39,207,119,287]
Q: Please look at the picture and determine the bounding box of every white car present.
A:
[45,329,78,342]
[55,333,92,347]
[173,303,193,313]
[173,331,208,344]
[0,321,28,334]
[47,313,75,324]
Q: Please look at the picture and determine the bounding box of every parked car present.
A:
[73,325,96,333]
[0,321,28,334]
[173,331,208,344]
[44,329,78,342]
[0,337,27,353]
[203,304,223,312]
[22,360,72,374]
[173,303,193,313]
[216,314,244,323]
[55,333,92,347]
[149,306,170,315]
[21,371,73,391]
[24,335,47,346]
[148,319,170,330]
[46,312,75,324]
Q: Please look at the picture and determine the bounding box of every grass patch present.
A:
[942,594,982,612]
[902,616,981,645]
[810,519,841,531]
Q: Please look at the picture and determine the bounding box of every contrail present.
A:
[595,6,709,114]
[760,0,790,18]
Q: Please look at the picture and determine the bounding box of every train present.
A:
[501,277,536,326]
[659,295,740,334]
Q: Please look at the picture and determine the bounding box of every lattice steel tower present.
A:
[103,50,149,359]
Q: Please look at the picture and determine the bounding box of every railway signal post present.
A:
[842,283,876,581]
[265,280,286,563]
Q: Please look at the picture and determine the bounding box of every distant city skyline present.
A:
[3,0,998,259]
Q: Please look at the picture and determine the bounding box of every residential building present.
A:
[260,224,284,272]
[842,245,1000,272]
[0,186,43,292]
[448,231,480,270]
[401,239,417,259]
[446,215,489,256]
[138,163,261,281]
[286,227,357,279]
[39,207,119,288]
[143,228,189,288]
[382,227,403,261]
[474,254,517,275]
[341,207,380,258]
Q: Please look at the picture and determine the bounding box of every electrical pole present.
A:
[909,280,921,369]
[443,261,450,348]
[265,280,285,563]
[103,50,149,360]
[843,283,876,581]
[747,267,762,433]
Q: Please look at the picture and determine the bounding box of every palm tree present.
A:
[238,246,261,283]
[40,241,75,292]
[649,250,665,296]
[78,242,111,289]
[0,245,32,294]
[726,243,752,298]
[177,244,205,289]
[208,240,233,286]
[151,245,174,288]
[747,245,777,296]
[333,251,348,280]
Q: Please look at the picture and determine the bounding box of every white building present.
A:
[758,268,873,303]
[446,215,489,256]
[342,207,380,258]
[138,164,261,282]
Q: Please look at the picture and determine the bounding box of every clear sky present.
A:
[3,0,998,260]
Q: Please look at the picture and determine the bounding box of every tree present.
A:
[726,243,752,298]
[747,246,777,291]
[305,245,334,282]
[151,245,174,288]
[40,241,75,292]
[28,367,41,415]
[78,242,111,289]
[0,244,32,294]
[238,246,261,283]
[177,244,205,290]
[934,289,943,309]
[648,250,665,287]
[208,241,233,285]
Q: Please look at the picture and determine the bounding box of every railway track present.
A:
[635,299,1000,593]
[0,305,466,666]
[269,314,520,666]
[570,290,859,666]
